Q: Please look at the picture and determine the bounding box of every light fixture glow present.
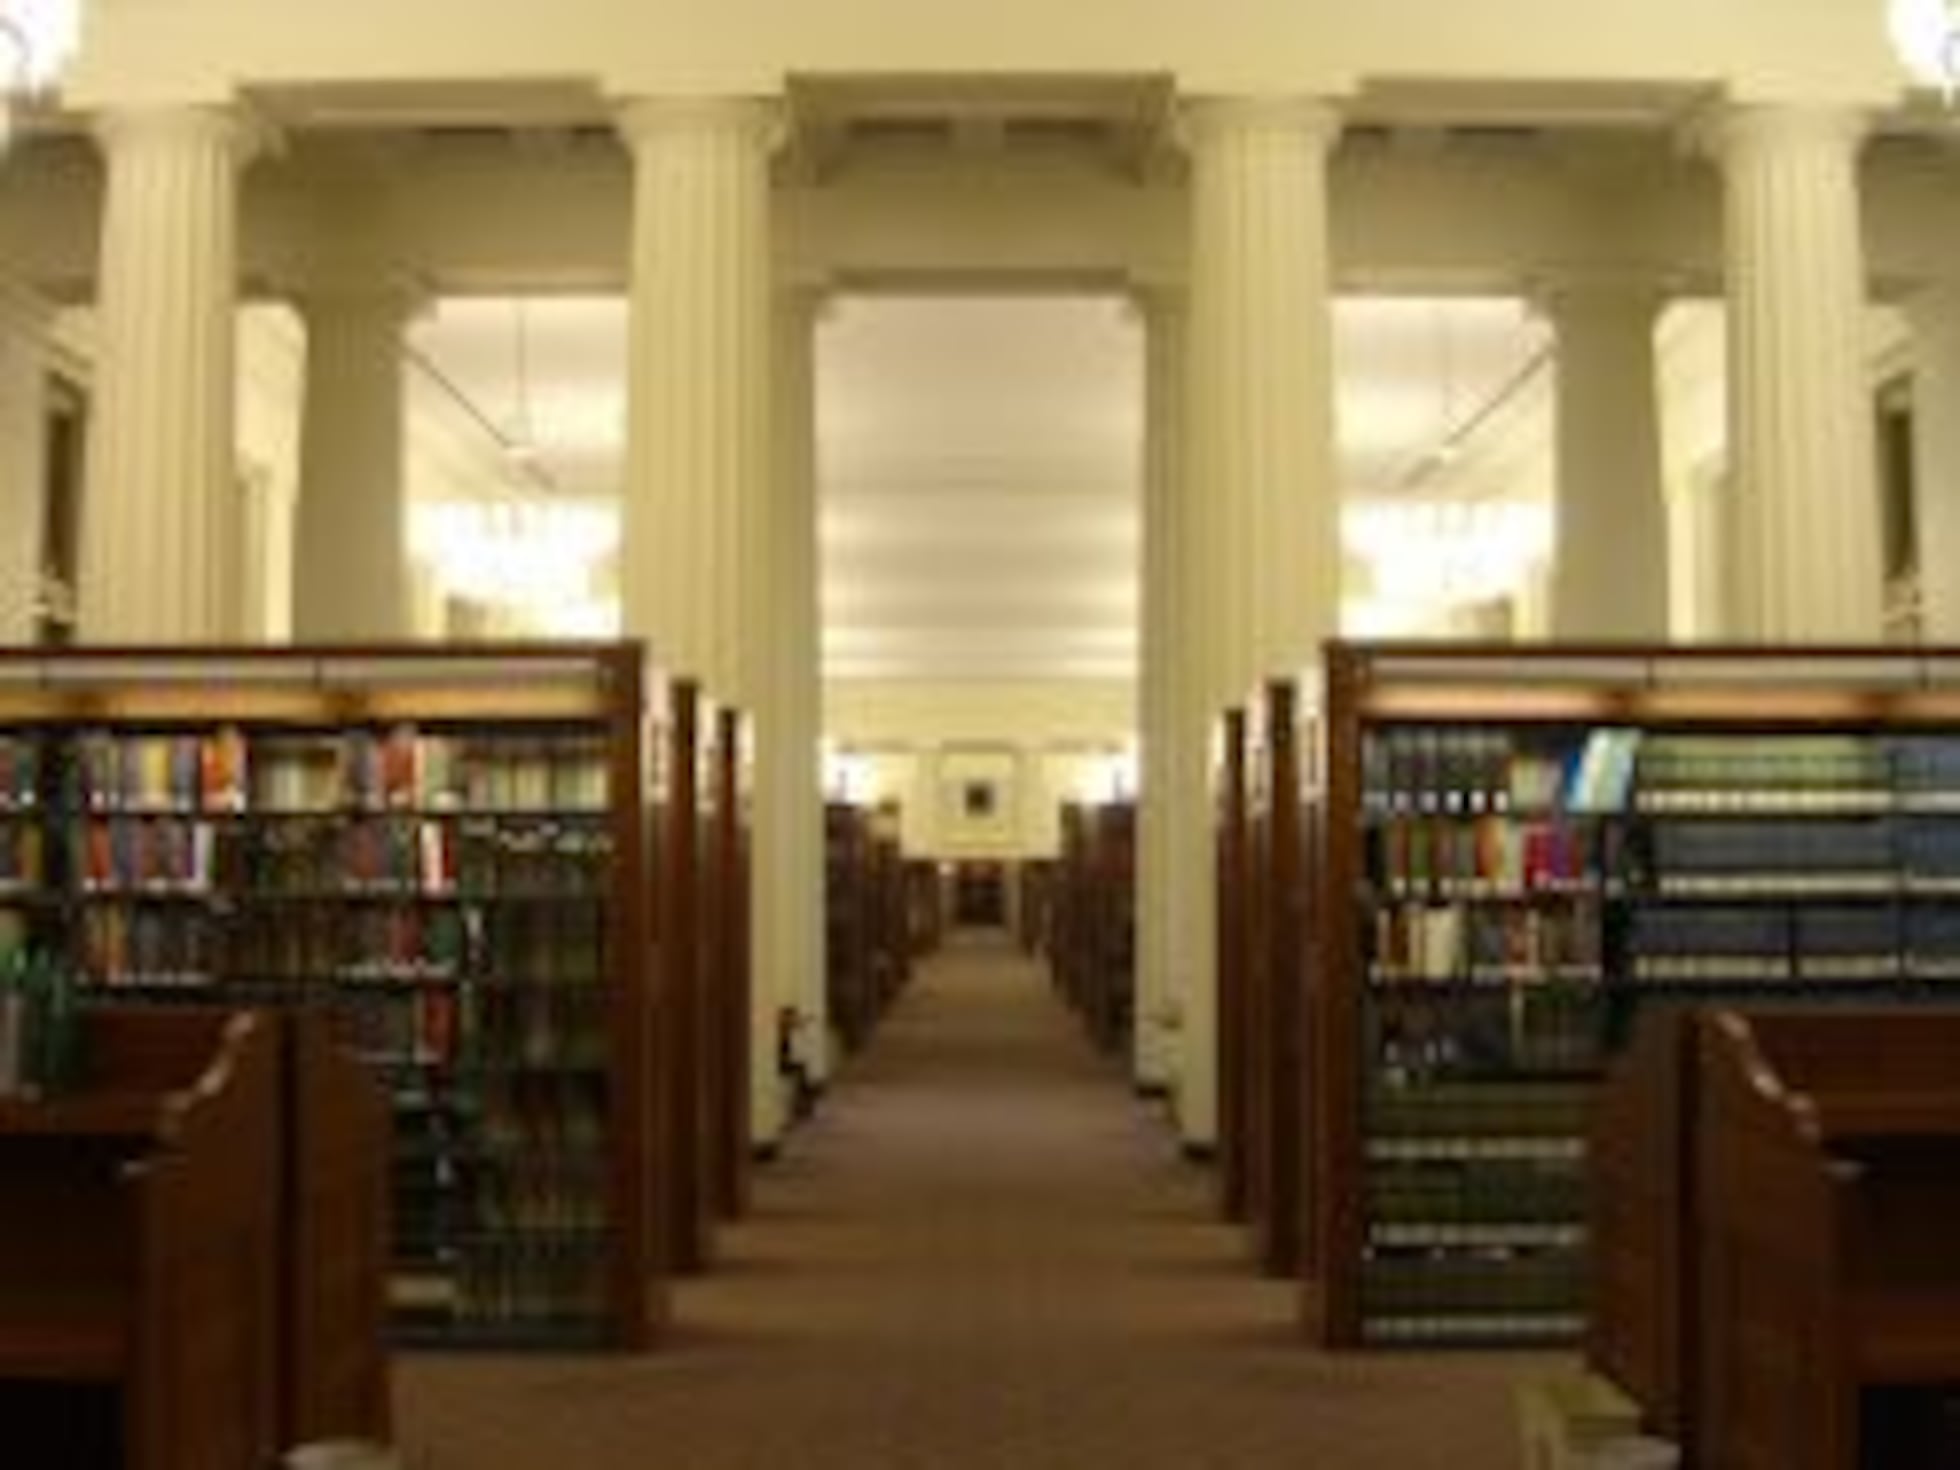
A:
[0,0,80,152]
[1891,0,1960,93]
[409,500,619,630]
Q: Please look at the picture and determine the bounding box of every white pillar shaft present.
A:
[1722,105,1884,641]
[621,99,775,698]
[293,291,412,640]
[1549,285,1669,639]
[81,107,243,643]
[1186,99,1340,702]
[0,291,49,641]
[1136,287,1186,1092]
[751,288,825,1145]
[1911,283,1960,642]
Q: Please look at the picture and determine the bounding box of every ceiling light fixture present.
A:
[0,0,79,154]
[1891,0,1960,96]
[503,298,544,471]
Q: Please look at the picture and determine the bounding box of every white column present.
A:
[619,97,776,697]
[1546,279,1670,639]
[1134,283,1186,1094]
[767,283,829,1090]
[1719,104,1884,641]
[1177,96,1339,1148]
[80,105,250,643]
[1185,97,1342,703]
[0,287,50,642]
[292,284,416,640]
[1911,280,1960,641]
[750,283,824,1143]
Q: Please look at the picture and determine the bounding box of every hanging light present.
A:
[1891,0,1960,95]
[0,0,81,154]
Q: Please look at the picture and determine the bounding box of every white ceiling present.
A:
[819,295,1142,681]
[408,290,1548,680]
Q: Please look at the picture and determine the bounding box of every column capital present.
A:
[614,94,785,152]
[93,101,279,168]
[1686,100,1871,167]
[291,270,430,328]
[776,272,837,322]
[1123,273,1187,312]
[1527,268,1675,327]
[1177,95,1344,152]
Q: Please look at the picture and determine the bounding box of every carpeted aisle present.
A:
[395,934,1547,1468]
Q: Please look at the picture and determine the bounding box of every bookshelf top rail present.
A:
[1323,642,1960,727]
[0,642,675,724]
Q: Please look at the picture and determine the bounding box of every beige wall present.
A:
[828,678,1133,859]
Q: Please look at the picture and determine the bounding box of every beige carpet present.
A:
[395,935,1553,1468]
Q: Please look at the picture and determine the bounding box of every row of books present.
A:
[0,950,80,1097]
[61,816,609,899]
[0,739,40,809]
[1364,728,1960,814]
[1628,905,1952,960]
[1367,1158,1584,1227]
[1371,901,1603,983]
[54,730,610,815]
[1637,734,1885,797]
[78,905,607,988]
[425,1251,611,1332]
[339,984,607,1073]
[1375,819,1607,900]
[252,818,609,897]
[1361,1251,1584,1317]
[0,824,41,889]
[1643,818,1898,877]
[1374,989,1605,1080]
[1363,731,1640,815]
[473,1157,611,1235]
[1369,1080,1592,1139]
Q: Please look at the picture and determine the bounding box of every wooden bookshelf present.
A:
[659,680,709,1277]
[704,703,751,1222]
[0,644,665,1351]
[905,860,946,958]
[1052,800,1136,1057]
[826,803,876,1053]
[1216,707,1250,1220]
[0,1007,281,1470]
[1697,1008,1960,1470]
[1295,643,1960,1349]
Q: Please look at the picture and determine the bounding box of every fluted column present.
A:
[1177,96,1338,1147]
[1545,278,1669,639]
[1185,97,1342,705]
[1718,105,1883,640]
[619,97,776,698]
[1134,282,1187,1095]
[80,106,251,643]
[751,282,827,1147]
[293,283,417,640]
[1911,280,1960,640]
[0,286,50,642]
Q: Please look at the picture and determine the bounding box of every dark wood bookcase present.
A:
[1216,708,1251,1219]
[0,1008,282,1470]
[0,644,664,1351]
[1295,643,1960,1349]
[1052,800,1136,1058]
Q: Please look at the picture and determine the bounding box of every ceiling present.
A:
[408,290,1548,680]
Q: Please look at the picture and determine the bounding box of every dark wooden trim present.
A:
[661,681,706,1277]
[1216,708,1251,1225]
